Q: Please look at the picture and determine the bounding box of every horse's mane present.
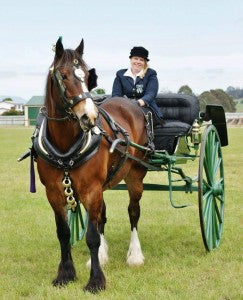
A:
[44,49,88,107]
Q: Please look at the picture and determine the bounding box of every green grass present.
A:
[0,127,242,299]
[235,99,243,112]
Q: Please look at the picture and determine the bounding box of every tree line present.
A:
[226,86,243,99]
[177,85,236,112]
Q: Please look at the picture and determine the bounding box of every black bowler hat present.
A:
[129,46,149,61]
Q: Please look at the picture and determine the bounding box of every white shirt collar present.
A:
[124,68,143,82]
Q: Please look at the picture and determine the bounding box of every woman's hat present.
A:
[129,46,149,61]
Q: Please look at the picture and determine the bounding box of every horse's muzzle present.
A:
[79,114,96,131]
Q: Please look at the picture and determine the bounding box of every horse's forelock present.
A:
[54,49,87,71]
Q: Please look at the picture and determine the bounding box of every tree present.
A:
[226,86,243,99]
[198,91,220,110]
[211,89,236,112]
[94,88,106,95]
[199,89,236,112]
[2,97,13,102]
[2,109,23,116]
[178,85,194,96]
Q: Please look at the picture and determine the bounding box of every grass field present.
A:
[0,127,242,300]
[235,99,243,112]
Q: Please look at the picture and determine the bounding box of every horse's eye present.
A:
[61,74,67,80]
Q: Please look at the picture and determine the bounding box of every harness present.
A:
[31,112,102,170]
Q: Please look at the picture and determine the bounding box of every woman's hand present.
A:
[138,99,146,106]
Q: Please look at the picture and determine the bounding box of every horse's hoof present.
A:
[83,275,106,293]
[52,260,76,286]
[52,276,75,287]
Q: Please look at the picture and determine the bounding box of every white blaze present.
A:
[85,97,97,118]
[80,80,97,119]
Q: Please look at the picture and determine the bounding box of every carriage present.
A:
[19,38,228,292]
[68,92,228,252]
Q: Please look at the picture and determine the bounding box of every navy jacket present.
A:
[112,68,162,118]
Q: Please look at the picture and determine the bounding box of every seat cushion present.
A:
[154,120,191,136]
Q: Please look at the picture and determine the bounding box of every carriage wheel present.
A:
[198,125,225,251]
[68,202,88,245]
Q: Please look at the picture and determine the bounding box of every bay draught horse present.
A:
[35,37,148,293]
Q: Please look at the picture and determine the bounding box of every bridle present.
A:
[42,59,94,122]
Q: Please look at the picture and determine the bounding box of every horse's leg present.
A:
[86,199,108,268]
[125,167,147,266]
[84,191,106,293]
[52,211,76,286]
[46,190,76,286]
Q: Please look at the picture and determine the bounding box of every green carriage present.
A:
[71,93,228,252]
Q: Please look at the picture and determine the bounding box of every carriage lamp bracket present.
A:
[190,119,202,155]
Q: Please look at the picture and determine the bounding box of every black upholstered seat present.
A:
[154,120,191,136]
[153,93,200,153]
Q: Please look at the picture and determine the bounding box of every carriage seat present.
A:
[153,93,200,153]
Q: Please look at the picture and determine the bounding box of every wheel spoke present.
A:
[213,157,222,181]
[203,194,212,221]
[212,201,220,245]
[214,198,222,223]
[204,158,212,185]
[203,179,211,190]
[215,177,224,186]
[214,211,220,240]
[216,195,224,203]
[210,133,217,167]
[203,189,212,201]
[205,199,213,249]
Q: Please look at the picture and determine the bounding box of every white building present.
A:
[0,101,24,115]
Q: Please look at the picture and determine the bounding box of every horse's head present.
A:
[50,37,98,131]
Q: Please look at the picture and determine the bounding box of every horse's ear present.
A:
[55,37,64,60]
[76,39,84,56]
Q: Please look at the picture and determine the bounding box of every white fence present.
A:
[0,113,242,126]
[225,113,243,119]
[226,113,243,125]
[0,116,25,125]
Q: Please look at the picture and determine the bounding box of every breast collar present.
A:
[32,112,102,170]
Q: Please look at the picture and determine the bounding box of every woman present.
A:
[112,46,163,122]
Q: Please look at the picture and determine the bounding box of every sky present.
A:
[0,0,243,100]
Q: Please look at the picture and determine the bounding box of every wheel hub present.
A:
[211,182,223,197]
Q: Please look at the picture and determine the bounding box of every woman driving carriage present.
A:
[112,46,163,125]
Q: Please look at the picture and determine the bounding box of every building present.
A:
[24,96,44,126]
[0,101,24,115]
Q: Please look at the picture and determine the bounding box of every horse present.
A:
[36,37,148,293]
